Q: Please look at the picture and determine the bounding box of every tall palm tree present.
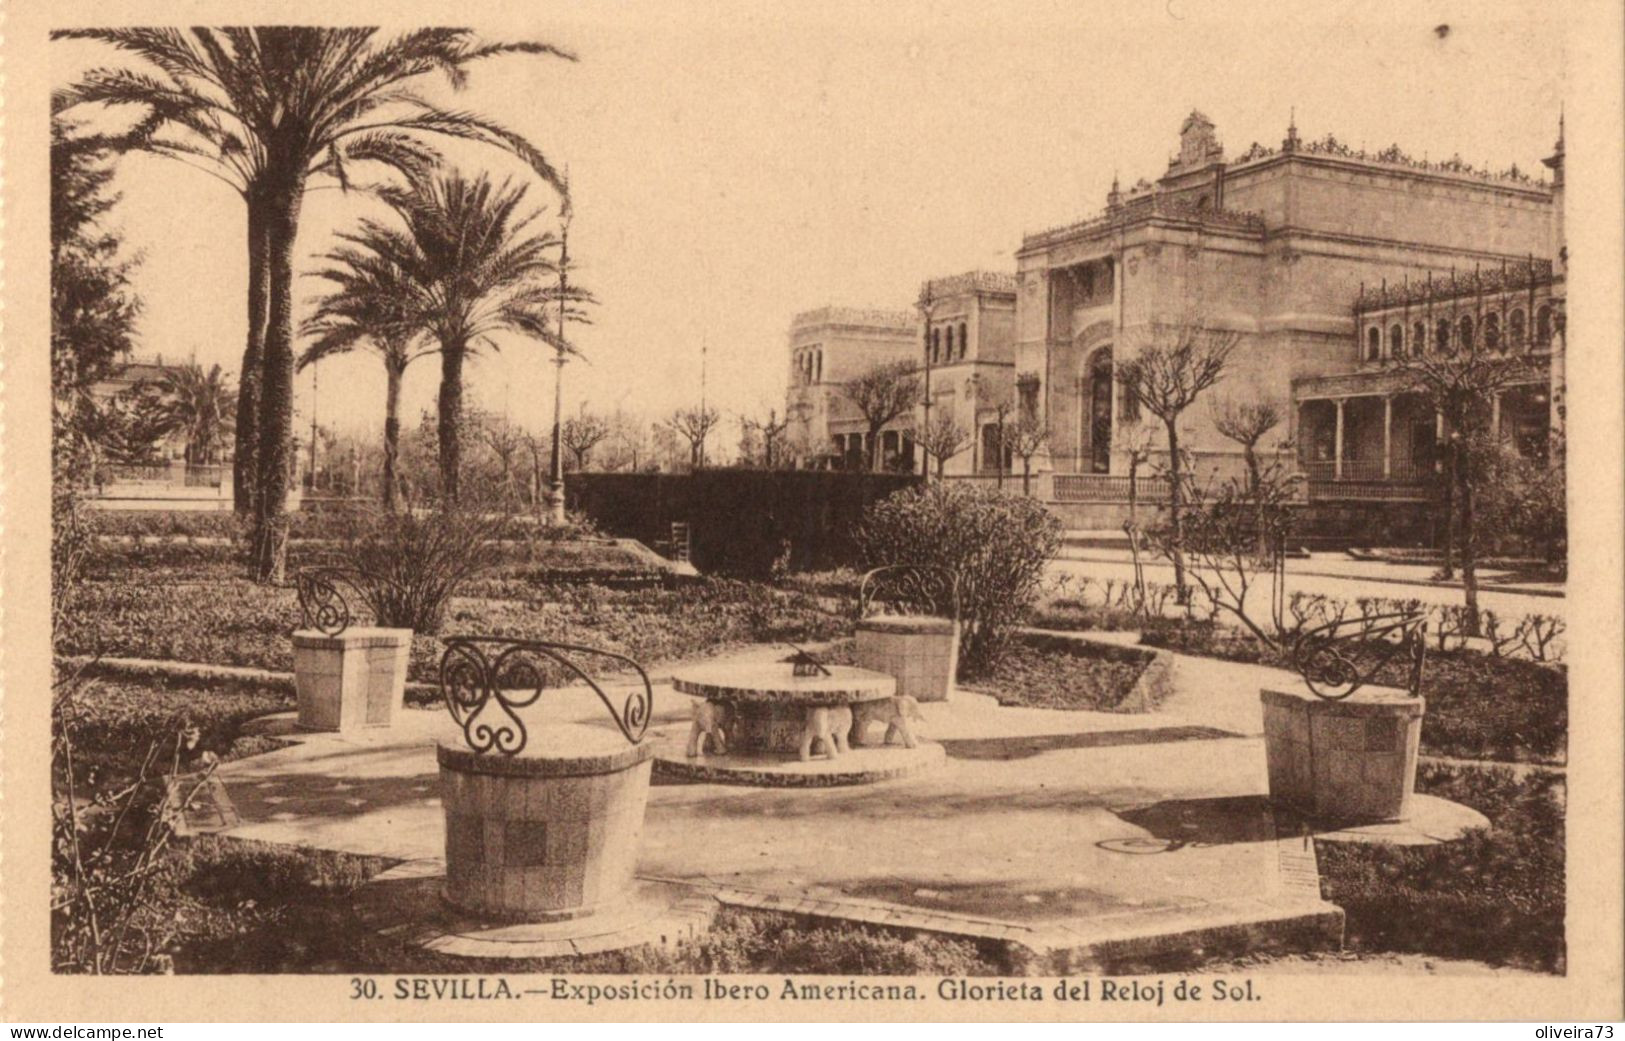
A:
[299,247,434,510]
[152,361,237,464]
[54,28,574,580]
[338,169,572,502]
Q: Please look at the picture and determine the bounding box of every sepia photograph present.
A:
[3,0,1621,1026]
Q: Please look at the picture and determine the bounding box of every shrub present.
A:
[1317,763,1564,972]
[327,508,509,633]
[856,483,1061,675]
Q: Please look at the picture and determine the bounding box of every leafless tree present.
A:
[1117,315,1239,600]
[480,416,525,506]
[739,408,792,468]
[844,359,920,471]
[1399,334,1530,633]
[918,411,970,480]
[1213,397,1285,494]
[560,413,610,471]
[521,429,551,507]
[1003,407,1050,495]
[665,404,721,469]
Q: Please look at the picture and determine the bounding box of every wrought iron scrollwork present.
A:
[437,636,654,756]
[857,564,962,622]
[294,567,357,636]
[1288,611,1427,701]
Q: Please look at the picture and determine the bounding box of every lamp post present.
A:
[917,282,935,479]
[546,188,573,526]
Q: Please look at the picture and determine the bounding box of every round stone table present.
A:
[671,663,896,756]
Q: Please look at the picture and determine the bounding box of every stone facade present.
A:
[1014,112,1562,483]
[785,306,918,470]
[785,273,1018,475]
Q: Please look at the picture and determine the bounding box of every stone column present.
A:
[1490,392,1502,440]
[1382,396,1393,479]
[1333,399,1346,480]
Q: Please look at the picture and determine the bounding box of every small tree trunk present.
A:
[251,171,305,584]
[1165,418,1189,602]
[234,191,270,518]
[382,362,402,511]
[1458,447,1481,635]
[437,343,466,503]
[1022,459,1032,496]
[1440,442,1457,578]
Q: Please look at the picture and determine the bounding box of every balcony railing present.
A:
[1300,459,1434,482]
[1052,473,1169,502]
[99,462,226,488]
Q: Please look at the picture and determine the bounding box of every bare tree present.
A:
[1213,397,1284,494]
[918,411,970,480]
[665,405,721,469]
[1400,335,1529,633]
[1003,408,1050,495]
[480,416,525,506]
[1117,315,1239,601]
[739,408,792,469]
[843,359,920,471]
[521,429,551,508]
[560,413,610,471]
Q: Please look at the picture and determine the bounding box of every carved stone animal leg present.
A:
[686,720,703,758]
[712,726,727,756]
[831,706,851,755]
[799,708,820,762]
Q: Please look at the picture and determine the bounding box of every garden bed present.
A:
[815,632,1168,713]
[1315,762,1565,974]
[1139,620,1567,765]
[59,568,851,686]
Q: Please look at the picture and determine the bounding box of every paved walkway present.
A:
[198,644,1343,964]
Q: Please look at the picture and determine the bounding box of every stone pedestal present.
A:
[1261,686,1424,822]
[292,627,412,732]
[672,663,897,755]
[855,615,959,703]
[438,725,656,922]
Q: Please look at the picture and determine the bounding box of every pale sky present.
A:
[54,1,1564,454]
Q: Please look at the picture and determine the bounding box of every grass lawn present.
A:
[1315,762,1565,974]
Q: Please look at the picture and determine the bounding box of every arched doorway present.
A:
[1087,348,1113,473]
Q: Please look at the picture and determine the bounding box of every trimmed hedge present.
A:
[567,470,921,576]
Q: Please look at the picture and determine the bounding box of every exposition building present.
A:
[786,111,1566,536]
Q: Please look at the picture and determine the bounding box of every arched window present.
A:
[814,351,822,382]
[931,328,941,365]
[1436,318,1451,353]
[1509,309,1526,348]
[1483,313,1500,351]
[1413,321,1427,355]
[1536,306,1552,346]
[944,325,955,362]
[1458,315,1474,350]
[1389,323,1405,359]
[1366,326,1380,361]
[958,322,968,359]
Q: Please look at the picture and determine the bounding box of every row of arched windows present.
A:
[1363,305,1555,362]
[930,321,970,366]
[795,347,823,385]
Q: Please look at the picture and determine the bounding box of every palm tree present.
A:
[336,169,572,502]
[299,246,435,510]
[54,28,574,580]
[152,362,237,465]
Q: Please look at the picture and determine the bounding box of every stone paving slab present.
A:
[203,646,1347,964]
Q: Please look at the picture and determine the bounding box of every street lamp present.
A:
[546,182,574,526]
